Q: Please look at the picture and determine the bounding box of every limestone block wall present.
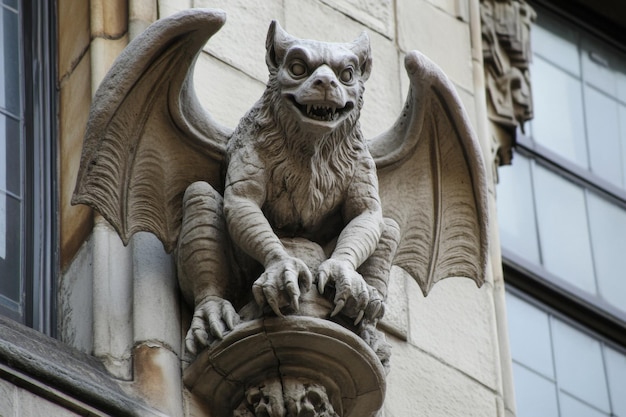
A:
[53,0,511,416]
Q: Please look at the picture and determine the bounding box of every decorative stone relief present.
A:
[481,0,535,167]
[72,8,488,416]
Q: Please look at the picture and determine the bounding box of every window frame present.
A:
[0,1,58,335]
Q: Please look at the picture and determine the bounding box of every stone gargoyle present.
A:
[72,9,488,361]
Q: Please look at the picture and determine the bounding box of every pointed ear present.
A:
[351,32,372,81]
[266,20,294,71]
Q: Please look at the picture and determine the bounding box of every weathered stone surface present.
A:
[0,378,17,417]
[397,0,474,91]
[194,0,285,82]
[91,0,128,38]
[59,50,93,269]
[320,0,394,37]
[385,336,498,417]
[58,0,90,81]
[193,52,266,129]
[59,238,94,354]
[0,316,164,417]
[407,275,498,389]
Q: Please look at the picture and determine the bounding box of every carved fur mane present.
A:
[253,73,367,216]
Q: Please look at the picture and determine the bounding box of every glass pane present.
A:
[618,64,626,104]
[531,57,588,168]
[532,12,580,76]
[497,154,541,263]
[0,1,18,10]
[559,393,609,417]
[585,87,622,187]
[0,6,20,116]
[581,37,619,97]
[0,192,21,302]
[587,193,626,310]
[621,105,626,187]
[506,292,554,378]
[533,165,595,293]
[0,113,20,195]
[512,363,559,417]
[552,319,610,412]
[604,346,626,417]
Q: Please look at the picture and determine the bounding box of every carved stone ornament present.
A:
[72,9,488,417]
[481,0,535,167]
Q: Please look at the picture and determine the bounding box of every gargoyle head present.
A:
[265,21,372,134]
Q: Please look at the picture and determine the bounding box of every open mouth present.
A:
[288,96,354,122]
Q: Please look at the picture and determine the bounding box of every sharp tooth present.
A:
[331,106,336,114]
[307,104,312,114]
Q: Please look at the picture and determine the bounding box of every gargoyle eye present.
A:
[340,67,354,83]
[289,61,307,77]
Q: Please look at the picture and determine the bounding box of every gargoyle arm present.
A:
[331,152,385,270]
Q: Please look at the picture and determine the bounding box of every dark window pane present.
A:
[0,192,21,302]
[0,1,18,11]
[0,113,20,195]
[0,6,20,116]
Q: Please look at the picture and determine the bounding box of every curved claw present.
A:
[354,310,365,325]
[331,299,345,317]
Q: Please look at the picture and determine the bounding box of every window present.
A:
[507,290,626,417]
[0,0,56,334]
[497,2,626,416]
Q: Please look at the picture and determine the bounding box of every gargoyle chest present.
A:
[263,165,348,237]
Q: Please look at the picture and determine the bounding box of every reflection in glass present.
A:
[587,193,626,310]
[0,193,21,302]
[559,393,609,417]
[604,347,626,417]
[532,57,588,167]
[585,87,622,187]
[497,154,541,264]
[533,165,595,294]
[621,105,626,187]
[506,292,554,378]
[532,13,580,76]
[552,319,610,413]
[581,37,618,97]
[512,363,559,417]
[0,6,21,116]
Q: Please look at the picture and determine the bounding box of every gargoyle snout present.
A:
[311,65,338,89]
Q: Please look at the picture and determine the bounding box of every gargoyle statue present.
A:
[72,9,488,357]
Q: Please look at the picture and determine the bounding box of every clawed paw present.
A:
[185,296,241,355]
[317,259,385,324]
[252,257,313,317]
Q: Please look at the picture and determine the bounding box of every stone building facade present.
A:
[1,0,582,416]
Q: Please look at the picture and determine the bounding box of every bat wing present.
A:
[368,51,489,296]
[72,9,233,253]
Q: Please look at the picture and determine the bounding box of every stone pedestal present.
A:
[184,315,386,417]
